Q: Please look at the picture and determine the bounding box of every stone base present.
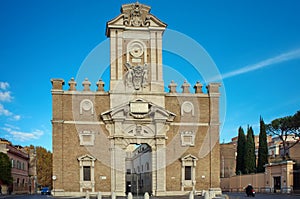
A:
[52,191,112,197]
[202,188,222,199]
[163,191,191,196]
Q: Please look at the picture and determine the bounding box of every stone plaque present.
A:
[130,102,148,113]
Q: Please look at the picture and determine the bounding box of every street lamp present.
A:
[52,175,57,196]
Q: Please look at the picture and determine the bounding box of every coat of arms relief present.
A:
[124,62,148,90]
[123,3,150,27]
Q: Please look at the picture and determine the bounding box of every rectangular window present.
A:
[83,166,91,181]
[185,166,192,180]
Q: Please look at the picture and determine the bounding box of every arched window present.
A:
[145,162,150,171]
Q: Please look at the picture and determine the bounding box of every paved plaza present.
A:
[1,193,300,199]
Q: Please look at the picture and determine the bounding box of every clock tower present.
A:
[106,2,167,108]
[51,2,221,197]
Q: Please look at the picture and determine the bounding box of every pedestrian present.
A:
[0,184,2,195]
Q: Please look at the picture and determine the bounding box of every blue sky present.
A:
[0,0,300,151]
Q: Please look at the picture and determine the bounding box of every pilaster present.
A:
[51,78,65,193]
[155,139,166,195]
[207,83,221,188]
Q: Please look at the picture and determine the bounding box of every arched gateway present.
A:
[51,2,221,197]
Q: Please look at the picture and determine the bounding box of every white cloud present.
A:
[4,123,20,130]
[13,115,21,121]
[0,91,12,102]
[0,82,13,102]
[0,82,20,120]
[0,82,9,90]
[0,104,21,120]
[3,127,44,142]
[0,104,13,116]
[213,48,300,81]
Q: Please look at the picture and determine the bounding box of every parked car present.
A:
[41,187,51,195]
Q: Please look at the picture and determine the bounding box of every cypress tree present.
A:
[244,126,256,174]
[236,126,246,175]
[257,117,269,172]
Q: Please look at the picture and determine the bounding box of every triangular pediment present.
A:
[77,154,96,161]
[106,2,167,36]
[181,154,198,161]
[101,98,175,122]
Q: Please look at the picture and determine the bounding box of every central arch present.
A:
[101,99,175,196]
[110,137,167,196]
[125,143,152,196]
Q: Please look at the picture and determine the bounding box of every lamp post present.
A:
[52,176,56,196]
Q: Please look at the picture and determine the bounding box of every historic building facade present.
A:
[0,139,36,194]
[51,2,221,197]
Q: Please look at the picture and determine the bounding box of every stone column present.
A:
[150,31,157,84]
[110,140,116,194]
[149,31,164,92]
[110,30,117,82]
[109,30,124,92]
[151,145,157,195]
[155,139,166,196]
[112,139,126,196]
[117,30,123,81]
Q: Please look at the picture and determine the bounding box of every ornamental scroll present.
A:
[123,3,150,27]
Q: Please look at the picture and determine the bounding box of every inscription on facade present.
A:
[130,102,148,113]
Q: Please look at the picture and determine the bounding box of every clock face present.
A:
[129,42,144,58]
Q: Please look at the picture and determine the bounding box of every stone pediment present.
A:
[181,154,198,162]
[77,154,96,161]
[101,98,175,123]
[106,2,167,36]
[181,154,198,167]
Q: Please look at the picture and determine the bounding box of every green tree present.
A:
[244,126,256,174]
[0,152,13,185]
[257,117,268,173]
[236,126,246,175]
[266,110,300,159]
[36,146,52,187]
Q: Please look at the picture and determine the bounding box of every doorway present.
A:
[273,176,281,193]
[125,144,152,196]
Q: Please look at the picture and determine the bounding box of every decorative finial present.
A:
[82,78,91,91]
[96,79,105,92]
[194,81,203,94]
[168,80,177,93]
[68,77,77,91]
[181,80,190,93]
